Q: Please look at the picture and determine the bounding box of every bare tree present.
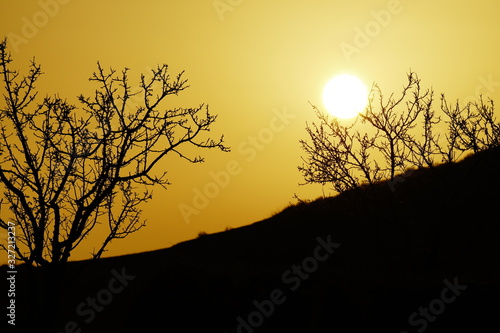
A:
[0,38,229,267]
[440,95,500,158]
[360,72,435,179]
[298,104,381,193]
[299,72,431,193]
[299,71,499,195]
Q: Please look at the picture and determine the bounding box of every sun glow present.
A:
[322,74,369,119]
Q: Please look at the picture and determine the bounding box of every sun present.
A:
[322,74,369,119]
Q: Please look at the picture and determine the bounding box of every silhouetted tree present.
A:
[299,72,500,194]
[0,38,229,267]
[361,72,435,179]
[440,95,500,158]
[299,104,381,193]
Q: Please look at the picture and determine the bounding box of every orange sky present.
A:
[1,0,500,264]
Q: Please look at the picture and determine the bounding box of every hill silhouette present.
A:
[4,146,500,332]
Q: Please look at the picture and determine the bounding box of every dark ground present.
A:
[3,146,500,332]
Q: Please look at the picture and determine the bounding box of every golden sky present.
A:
[1,0,500,263]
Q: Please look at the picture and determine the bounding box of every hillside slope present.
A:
[5,147,500,332]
